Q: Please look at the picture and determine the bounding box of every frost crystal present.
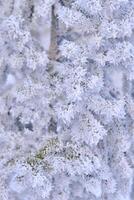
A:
[0,0,134,199]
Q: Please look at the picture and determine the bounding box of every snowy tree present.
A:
[0,0,134,200]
